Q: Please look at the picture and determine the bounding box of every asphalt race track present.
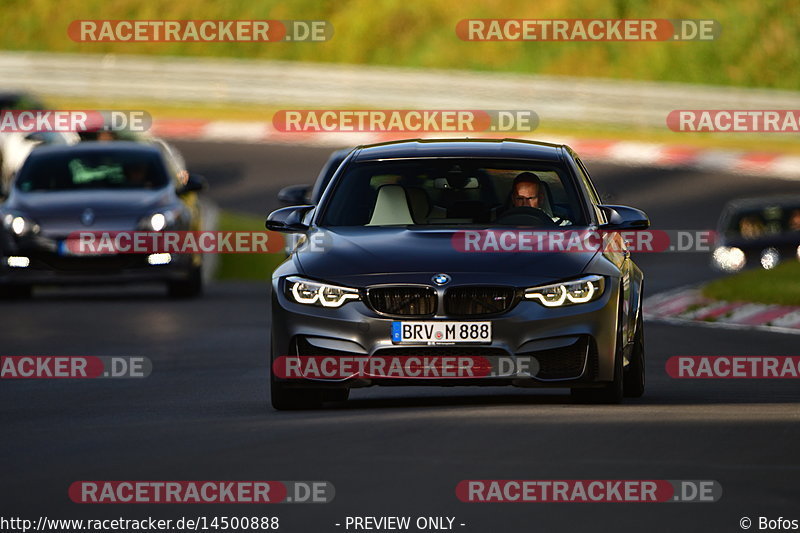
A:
[2,141,799,532]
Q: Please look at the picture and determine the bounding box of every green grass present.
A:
[703,261,800,306]
[215,210,287,280]
[3,0,800,90]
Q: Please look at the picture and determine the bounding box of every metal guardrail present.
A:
[1,51,799,129]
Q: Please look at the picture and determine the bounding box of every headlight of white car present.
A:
[139,209,179,231]
[286,276,361,308]
[2,213,39,236]
[524,275,605,307]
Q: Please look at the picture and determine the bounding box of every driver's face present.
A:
[512,182,540,208]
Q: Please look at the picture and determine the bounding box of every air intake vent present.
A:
[445,286,516,316]
[367,286,437,316]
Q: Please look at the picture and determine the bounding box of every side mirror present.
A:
[266,205,314,233]
[180,173,207,194]
[24,132,49,143]
[277,184,310,205]
[599,205,650,230]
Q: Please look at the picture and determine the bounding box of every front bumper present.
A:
[271,276,621,389]
[0,236,196,286]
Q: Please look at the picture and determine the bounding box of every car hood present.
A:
[5,189,173,235]
[295,227,599,287]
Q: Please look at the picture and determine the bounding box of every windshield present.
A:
[319,158,587,227]
[726,205,800,239]
[15,150,170,191]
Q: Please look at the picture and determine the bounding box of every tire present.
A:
[270,374,324,410]
[269,335,325,410]
[571,351,623,404]
[571,303,625,404]
[323,388,350,402]
[268,338,349,409]
[167,266,203,299]
[623,313,646,398]
[0,284,32,299]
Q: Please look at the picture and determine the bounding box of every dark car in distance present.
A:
[712,196,800,272]
[0,142,206,298]
[266,138,650,409]
[277,148,352,255]
[277,148,352,206]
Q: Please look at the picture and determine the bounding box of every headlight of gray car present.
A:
[524,275,605,307]
[285,276,361,308]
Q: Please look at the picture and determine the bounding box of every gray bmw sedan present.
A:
[267,138,649,409]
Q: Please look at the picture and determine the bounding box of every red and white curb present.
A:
[645,286,800,335]
[151,119,800,180]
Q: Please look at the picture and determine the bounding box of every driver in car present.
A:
[511,172,543,209]
[505,172,571,226]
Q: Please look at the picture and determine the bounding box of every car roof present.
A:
[26,141,163,157]
[352,138,566,162]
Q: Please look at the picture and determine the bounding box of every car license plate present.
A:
[57,240,115,257]
[392,321,491,344]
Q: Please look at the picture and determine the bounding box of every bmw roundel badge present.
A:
[432,273,451,285]
[81,208,95,226]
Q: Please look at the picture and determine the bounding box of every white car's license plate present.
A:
[392,321,491,344]
[57,240,115,257]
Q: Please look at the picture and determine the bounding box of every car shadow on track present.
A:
[265,386,800,413]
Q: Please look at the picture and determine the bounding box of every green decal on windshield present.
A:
[69,159,125,185]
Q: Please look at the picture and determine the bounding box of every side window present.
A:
[574,157,606,224]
